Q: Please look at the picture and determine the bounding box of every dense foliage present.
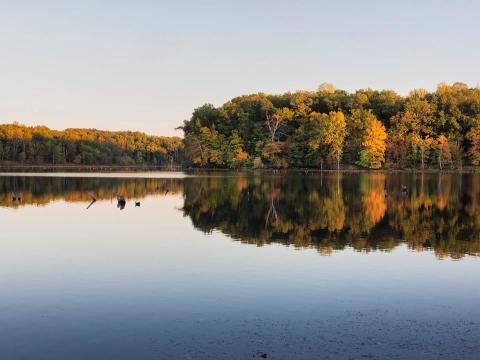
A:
[0,124,183,166]
[181,82,480,169]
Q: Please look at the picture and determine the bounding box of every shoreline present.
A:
[0,163,182,172]
[1,163,479,174]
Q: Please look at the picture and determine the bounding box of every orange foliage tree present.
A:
[358,118,387,169]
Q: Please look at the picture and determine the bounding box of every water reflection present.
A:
[0,176,182,207]
[184,173,480,259]
[1,173,479,259]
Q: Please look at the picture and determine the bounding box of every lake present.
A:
[0,172,479,359]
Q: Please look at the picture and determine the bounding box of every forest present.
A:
[2,82,480,170]
[0,124,183,166]
[181,82,480,169]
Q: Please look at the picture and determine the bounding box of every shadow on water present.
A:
[1,172,479,259]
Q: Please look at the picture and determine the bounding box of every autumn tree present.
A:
[466,126,480,165]
[357,118,387,169]
[325,111,347,170]
[292,112,331,170]
[0,123,182,166]
[436,135,452,170]
[388,93,435,169]
[411,135,435,170]
[344,109,376,164]
[184,133,204,166]
[318,83,335,94]
[226,131,249,168]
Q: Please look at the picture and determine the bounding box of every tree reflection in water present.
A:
[182,172,480,259]
[0,176,183,207]
[1,172,479,259]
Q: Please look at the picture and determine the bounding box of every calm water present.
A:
[0,172,479,359]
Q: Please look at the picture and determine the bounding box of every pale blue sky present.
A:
[1,0,479,136]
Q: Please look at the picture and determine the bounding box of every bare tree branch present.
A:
[266,113,284,142]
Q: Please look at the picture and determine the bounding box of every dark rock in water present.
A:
[135,201,141,207]
[117,196,126,210]
[260,353,267,358]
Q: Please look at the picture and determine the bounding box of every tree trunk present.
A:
[421,149,425,170]
[337,154,340,171]
[458,142,463,170]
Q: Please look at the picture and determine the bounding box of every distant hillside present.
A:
[0,123,183,166]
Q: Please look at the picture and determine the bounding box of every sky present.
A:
[1,0,479,136]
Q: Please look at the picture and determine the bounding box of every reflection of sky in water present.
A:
[0,176,479,359]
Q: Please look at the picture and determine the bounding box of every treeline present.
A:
[0,123,183,166]
[181,82,480,169]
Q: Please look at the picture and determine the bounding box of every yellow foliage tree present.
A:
[358,118,387,169]
[411,134,435,170]
[324,111,347,170]
[436,135,452,170]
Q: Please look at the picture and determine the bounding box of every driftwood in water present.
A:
[86,193,97,209]
[86,198,96,210]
